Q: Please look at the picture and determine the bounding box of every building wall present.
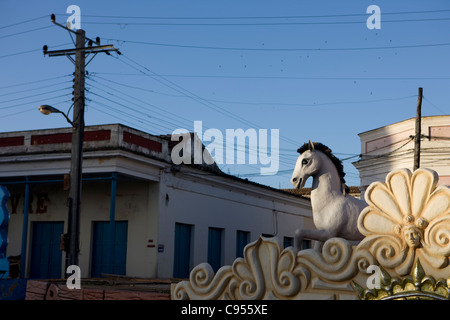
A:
[354,115,450,190]
[5,179,159,279]
[1,124,313,280]
[156,168,313,279]
[6,182,69,278]
[5,172,311,280]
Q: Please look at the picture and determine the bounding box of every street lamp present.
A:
[38,105,73,126]
[38,103,84,270]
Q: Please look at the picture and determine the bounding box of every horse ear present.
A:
[308,140,315,151]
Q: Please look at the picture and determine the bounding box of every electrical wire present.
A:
[87,96,283,171]
[0,42,73,60]
[0,75,72,90]
[359,136,415,160]
[423,96,450,115]
[94,71,450,82]
[0,15,48,30]
[108,52,302,149]
[96,72,450,81]
[86,87,188,133]
[71,9,450,20]
[90,72,417,108]
[86,75,296,167]
[87,75,194,129]
[103,52,428,173]
[0,25,52,39]
[0,87,72,106]
[84,17,450,26]
[0,82,71,98]
[0,96,72,119]
[104,38,450,52]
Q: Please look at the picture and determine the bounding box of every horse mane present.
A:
[297,141,350,193]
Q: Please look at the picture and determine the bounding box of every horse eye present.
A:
[302,159,309,166]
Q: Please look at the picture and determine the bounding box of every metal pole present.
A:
[68,29,85,267]
[413,87,423,171]
[108,173,117,274]
[20,177,31,278]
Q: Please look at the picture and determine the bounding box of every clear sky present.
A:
[1,0,449,189]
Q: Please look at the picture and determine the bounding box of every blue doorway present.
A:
[91,221,128,277]
[208,227,223,272]
[236,230,250,258]
[30,222,64,279]
[173,223,192,278]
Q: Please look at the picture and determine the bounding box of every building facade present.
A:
[0,124,312,280]
[353,115,450,190]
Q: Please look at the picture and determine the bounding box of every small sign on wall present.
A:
[158,244,164,253]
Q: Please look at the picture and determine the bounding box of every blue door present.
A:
[91,221,128,277]
[173,223,192,278]
[208,227,223,272]
[236,230,250,258]
[30,222,64,279]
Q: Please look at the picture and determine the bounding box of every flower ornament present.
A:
[357,168,450,275]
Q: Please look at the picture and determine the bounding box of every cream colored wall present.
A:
[355,116,450,189]
[156,170,313,278]
[6,183,69,278]
[78,180,158,278]
[5,172,311,280]
[5,179,158,279]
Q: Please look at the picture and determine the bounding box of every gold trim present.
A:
[353,259,450,300]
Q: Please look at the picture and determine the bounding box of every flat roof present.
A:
[358,115,450,136]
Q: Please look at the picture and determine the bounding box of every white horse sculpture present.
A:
[291,141,367,251]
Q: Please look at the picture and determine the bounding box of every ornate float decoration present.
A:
[357,168,450,277]
[353,259,450,300]
[171,168,450,300]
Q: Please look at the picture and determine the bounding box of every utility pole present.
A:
[413,87,423,171]
[68,28,85,267]
[43,14,119,269]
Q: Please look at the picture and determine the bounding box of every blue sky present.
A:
[1,0,449,189]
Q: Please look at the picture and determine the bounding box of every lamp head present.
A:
[38,105,60,115]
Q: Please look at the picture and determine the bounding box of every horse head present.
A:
[291,140,321,189]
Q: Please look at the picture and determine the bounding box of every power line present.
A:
[87,75,297,166]
[90,72,416,107]
[84,17,450,26]
[178,95,416,108]
[87,97,286,170]
[0,15,48,30]
[105,38,450,52]
[0,94,71,118]
[87,75,194,129]
[88,73,363,178]
[94,72,450,81]
[0,25,52,39]
[0,87,71,106]
[86,86,189,133]
[359,136,415,160]
[111,52,302,148]
[0,42,73,59]
[87,88,295,167]
[0,75,72,90]
[423,96,450,115]
[67,9,450,21]
[0,81,71,98]
[0,48,41,59]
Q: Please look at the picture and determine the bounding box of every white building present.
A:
[0,124,312,279]
[353,115,450,189]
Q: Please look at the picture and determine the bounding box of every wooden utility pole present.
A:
[67,29,86,267]
[413,87,423,171]
[43,14,119,269]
